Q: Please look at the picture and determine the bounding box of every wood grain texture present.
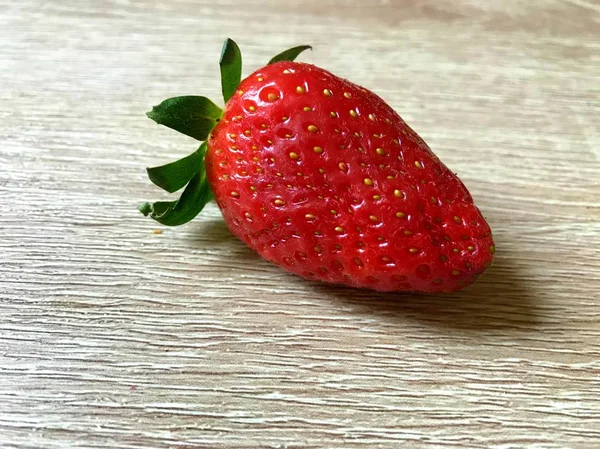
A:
[1,1,599,448]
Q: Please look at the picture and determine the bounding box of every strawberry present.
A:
[140,39,495,293]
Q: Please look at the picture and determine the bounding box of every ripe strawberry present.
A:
[140,39,495,293]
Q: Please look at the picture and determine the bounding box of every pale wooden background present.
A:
[1,1,599,448]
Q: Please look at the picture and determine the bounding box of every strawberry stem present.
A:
[139,38,314,227]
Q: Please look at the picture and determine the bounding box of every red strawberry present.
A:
[140,39,495,293]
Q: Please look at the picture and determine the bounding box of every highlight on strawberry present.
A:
[140,38,495,293]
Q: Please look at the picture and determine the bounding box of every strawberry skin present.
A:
[206,61,495,293]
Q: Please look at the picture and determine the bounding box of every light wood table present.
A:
[1,1,599,448]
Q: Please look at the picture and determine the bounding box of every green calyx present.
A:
[139,38,312,226]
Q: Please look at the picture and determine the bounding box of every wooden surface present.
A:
[1,1,599,448]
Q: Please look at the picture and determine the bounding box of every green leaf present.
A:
[268,45,312,65]
[219,38,242,104]
[146,147,204,193]
[139,143,213,226]
[146,96,222,141]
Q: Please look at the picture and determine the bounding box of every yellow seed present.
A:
[307,125,318,133]
[368,114,376,121]
[490,245,496,254]
[357,147,365,153]
[276,172,282,177]
[339,162,348,172]
[376,148,385,156]
[250,186,257,191]
[330,209,337,214]
[257,77,263,81]
[305,213,316,220]
[349,109,358,118]
[283,69,291,74]
[330,111,337,117]
[343,92,351,98]
[409,248,419,254]
[372,195,381,200]
[393,138,400,145]
[354,132,361,137]
[285,134,292,138]
[363,178,373,186]
[335,226,344,233]
[256,168,263,173]
[453,248,459,253]
[381,256,390,262]
[314,245,322,253]
[314,231,321,236]
[403,230,413,236]
[318,168,325,173]
[281,116,288,121]
[261,124,267,129]
[230,191,240,198]
[152,229,163,234]
[451,269,461,276]
[313,146,323,154]
[237,90,244,96]
[394,189,403,198]
[245,212,252,219]
[248,106,256,112]
[387,175,394,179]
[267,93,278,101]
[274,199,285,206]
[369,215,378,222]
[373,133,381,138]
[415,161,423,169]
[244,130,251,136]
[468,246,474,251]
[453,216,461,224]
[386,118,392,124]
[303,106,312,112]
[323,89,332,96]
[296,86,305,94]
[377,236,385,241]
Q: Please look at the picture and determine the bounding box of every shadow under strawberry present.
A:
[312,250,540,333]
[190,219,537,333]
